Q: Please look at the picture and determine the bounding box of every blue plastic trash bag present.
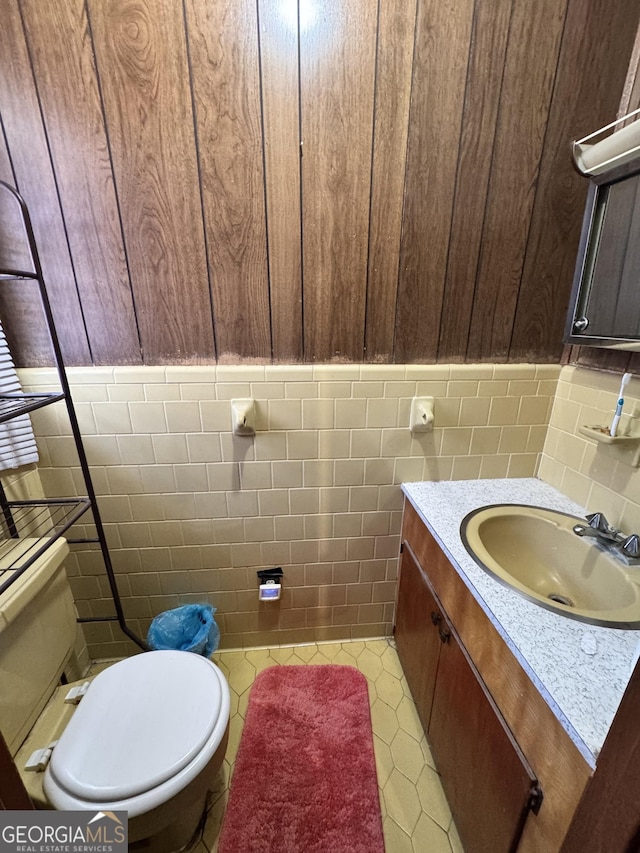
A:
[147,603,220,656]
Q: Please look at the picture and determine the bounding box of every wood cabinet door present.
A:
[394,542,443,729]
[429,616,539,853]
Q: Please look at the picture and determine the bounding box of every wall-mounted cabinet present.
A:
[565,157,640,351]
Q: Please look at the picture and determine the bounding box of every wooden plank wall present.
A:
[0,0,638,367]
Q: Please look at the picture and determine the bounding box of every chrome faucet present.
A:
[573,512,640,564]
[572,512,619,541]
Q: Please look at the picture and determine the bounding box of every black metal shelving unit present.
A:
[0,180,145,650]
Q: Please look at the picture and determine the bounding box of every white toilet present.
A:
[0,537,230,853]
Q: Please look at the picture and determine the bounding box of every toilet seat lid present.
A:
[48,651,222,802]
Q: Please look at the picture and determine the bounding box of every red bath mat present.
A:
[218,665,385,853]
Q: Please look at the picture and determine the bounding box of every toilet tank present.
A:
[0,537,77,756]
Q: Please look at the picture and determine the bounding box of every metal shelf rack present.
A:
[0,180,145,650]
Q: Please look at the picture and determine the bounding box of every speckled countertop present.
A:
[401,478,640,769]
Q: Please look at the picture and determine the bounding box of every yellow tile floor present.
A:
[186,638,464,853]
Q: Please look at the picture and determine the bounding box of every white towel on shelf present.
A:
[0,323,39,472]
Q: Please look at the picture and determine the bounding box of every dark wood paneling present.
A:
[620,26,640,117]
[185,0,271,362]
[89,0,211,363]
[0,173,52,365]
[437,0,513,363]
[512,0,640,362]
[20,0,140,365]
[0,1,91,367]
[364,0,417,362]
[259,0,302,362]
[0,129,15,190]
[0,168,28,273]
[301,0,378,362]
[467,0,569,362]
[0,141,48,367]
[0,0,638,367]
[575,347,634,374]
[394,0,474,363]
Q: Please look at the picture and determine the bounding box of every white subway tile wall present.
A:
[20,364,558,658]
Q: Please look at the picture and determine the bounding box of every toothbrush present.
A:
[610,372,632,437]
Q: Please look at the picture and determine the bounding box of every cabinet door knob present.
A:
[438,627,451,644]
[430,611,441,626]
[573,316,589,332]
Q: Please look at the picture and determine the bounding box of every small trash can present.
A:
[147,603,220,656]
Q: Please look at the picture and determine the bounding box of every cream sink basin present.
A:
[461,504,640,628]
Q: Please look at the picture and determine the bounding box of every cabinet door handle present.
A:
[430,611,441,626]
[438,627,451,644]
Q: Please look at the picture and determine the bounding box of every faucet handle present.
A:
[621,534,640,559]
[585,512,611,532]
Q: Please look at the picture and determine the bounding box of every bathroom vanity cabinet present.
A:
[396,540,540,851]
[395,501,592,853]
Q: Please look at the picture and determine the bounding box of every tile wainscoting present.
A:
[539,366,640,533]
[17,363,557,658]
